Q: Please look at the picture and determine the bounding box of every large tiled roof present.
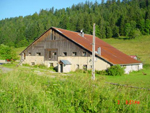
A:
[52,27,141,65]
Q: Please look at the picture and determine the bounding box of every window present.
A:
[50,63,53,67]
[77,64,79,70]
[49,51,52,58]
[31,62,35,65]
[28,52,31,56]
[36,52,41,56]
[122,65,126,68]
[82,52,86,56]
[54,36,56,40]
[51,33,53,40]
[53,52,57,55]
[63,52,67,56]
[90,65,92,69]
[72,52,77,56]
[83,65,87,71]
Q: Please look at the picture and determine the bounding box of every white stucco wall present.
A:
[63,65,71,73]
[23,54,145,74]
[0,60,7,63]
[124,65,131,74]
[44,61,58,67]
[124,63,143,74]
[132,65,138,71]
[23,56,44,65]
[139,63,143,70]
[95,58,110,70]
[58,56,110,72]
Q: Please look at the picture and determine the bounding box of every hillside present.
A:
[0,0,150,47]
[103,35,150,65]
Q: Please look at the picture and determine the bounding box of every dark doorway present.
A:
[24,53,26,60]
[60,64,63,73]
[83,65,87,71]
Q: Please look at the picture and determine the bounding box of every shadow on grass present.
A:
[113,36,131,40]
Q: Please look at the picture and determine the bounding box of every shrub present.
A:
[49,66,56,71]
[143,64,150,69]
[33,64,47,69]
[33,65,39,68]
[129,29,141,39]
[38,64,47,68]
[107,65,124,76]
[87,70,92,74]
[22,63,30,67]
[95,70,107,75]
[0,44,18,61]
[74,69,84,73]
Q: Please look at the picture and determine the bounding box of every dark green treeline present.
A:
[0,0,150,47]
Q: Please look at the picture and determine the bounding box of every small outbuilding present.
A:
[59,60,72,73]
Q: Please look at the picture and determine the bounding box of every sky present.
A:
[0,0,104,20]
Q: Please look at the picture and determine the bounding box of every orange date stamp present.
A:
[118,100,140,105]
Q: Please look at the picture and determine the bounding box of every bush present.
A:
[74,69,84,73]
[95,70,107,75]
[38,64,47,68]
[34,64,47,69]
[49,66,56,71]
[0,44,18,61]
[107,65,124,76]
[143,64,150,69]
[129,29,141,39]
[22,63,30,67]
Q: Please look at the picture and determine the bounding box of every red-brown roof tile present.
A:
[53,27,141,65]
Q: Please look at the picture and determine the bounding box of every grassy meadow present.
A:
[14,46,26,58]
[0,67,150,112]
[0,67,150,113]
[103,35,150,65]
[101,66,150,88]
[0,36,150,112]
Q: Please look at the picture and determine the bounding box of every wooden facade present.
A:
[24,29,91,62]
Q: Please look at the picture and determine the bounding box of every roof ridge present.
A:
[53,27,95,36]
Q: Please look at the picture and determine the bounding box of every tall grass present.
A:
[0,69,150,112]
[0,69,59,112]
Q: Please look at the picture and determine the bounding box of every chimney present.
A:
[80,29,84,37]
[97,47,101,56]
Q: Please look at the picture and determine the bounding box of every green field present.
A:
[14,46,26,58]
[102,67,150,88]
[0,66,150,112]
[103,35,150,65]
[0,37,150,112]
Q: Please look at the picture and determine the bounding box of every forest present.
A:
[0,0,150,47]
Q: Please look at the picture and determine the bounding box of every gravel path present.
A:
[0,67,13,73]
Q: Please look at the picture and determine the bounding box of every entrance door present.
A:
[60,64,63,73]
[24,53,26,59]
[22,53,26,60]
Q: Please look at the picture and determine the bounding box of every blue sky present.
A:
[0,0,104,20]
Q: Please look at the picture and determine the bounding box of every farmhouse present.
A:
[20,27,143,73]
